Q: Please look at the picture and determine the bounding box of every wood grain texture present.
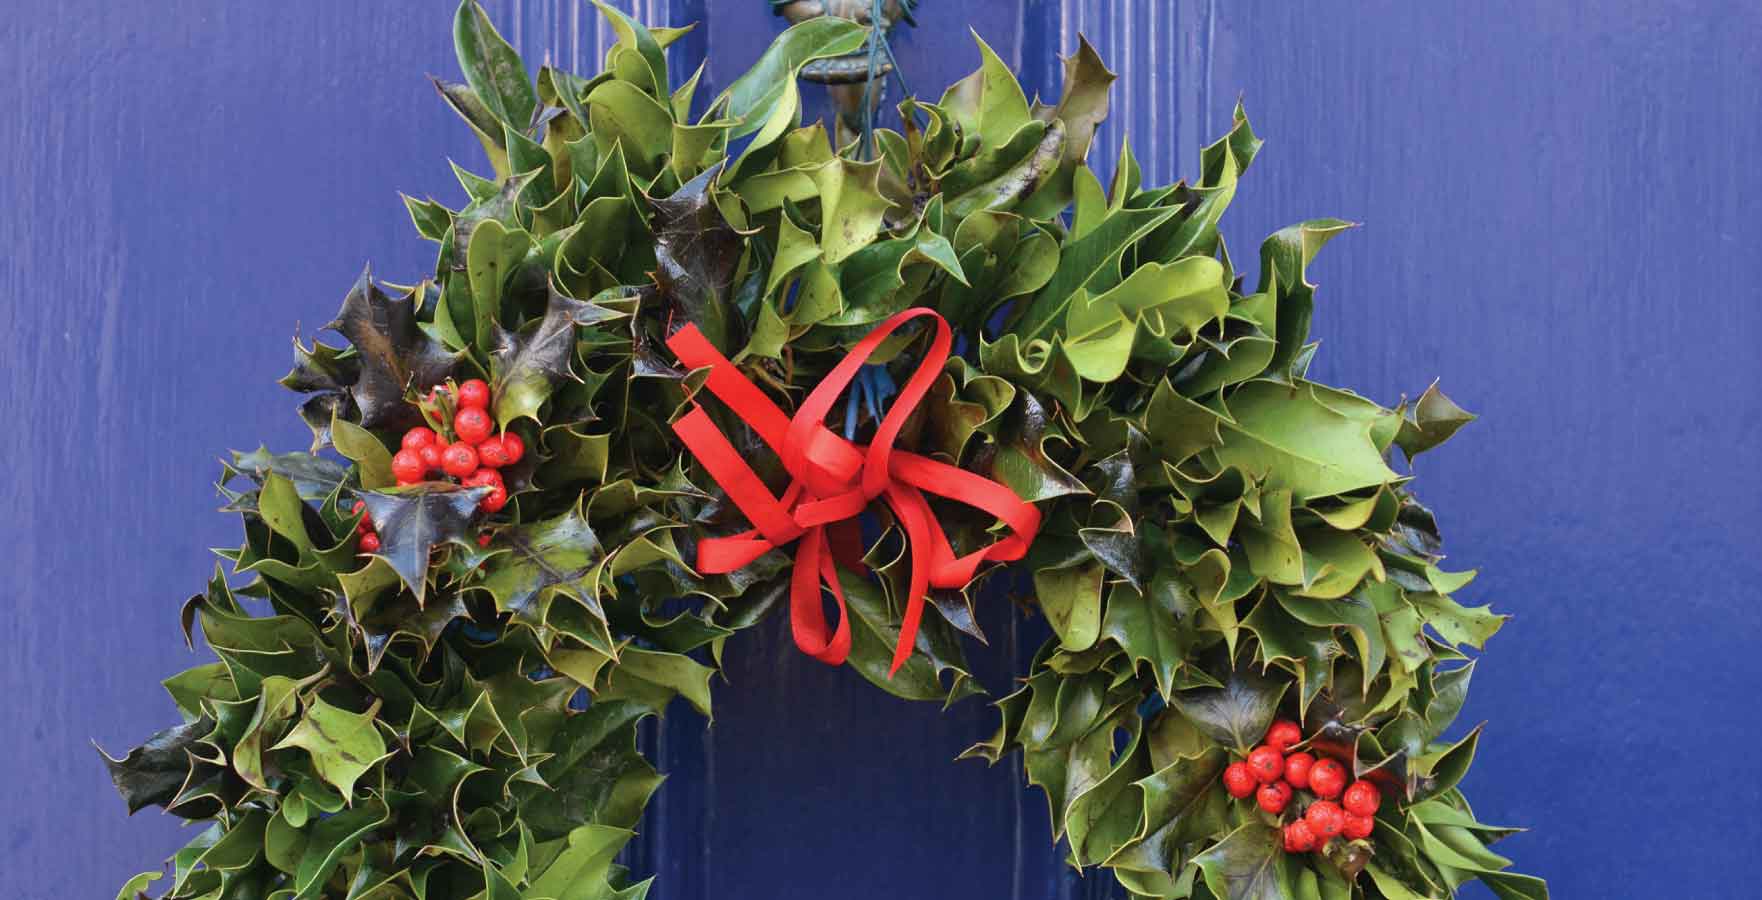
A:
[4,1,1756,898]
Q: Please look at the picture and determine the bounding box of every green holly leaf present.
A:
[475,505,614,656]
[1213,380,1399,501]
[721,16,869,138]
[360,484,487,606]
[291,796,390,899]
[1011,205,1181,342]
[1397,381,1478,460]
[466,218,533,356]
[1018,36,1116,218]
[651,164,744,353]
[1195,822,1302,900]
[326,269,464,430]
[588,79,675,178]
[99,718,211,815]
[813,157,896,265]
[939,32,1031,152]
[527,824,639,899]
[432,77,510,177]
[489,284,601,429]
[453,0,537,130]
[1170,664,1287,753]
[592,0,669,97]
[1104,578,1202,700]
[329,413,394,489]
[1257,218,1356,378]
[272,697,390,798]
[228,446,349,501]
[114,871,162,900]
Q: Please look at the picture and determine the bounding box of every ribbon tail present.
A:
[789,527,851,665]
[883,484,936,677]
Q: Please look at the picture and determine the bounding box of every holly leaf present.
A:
[98,718,211,814]
[1213,380,1399,501]
[453,0,537,130]
[1195,822,1301,900]
[1170,664,1287,753]
[272,698,390,798]
[1102,576,1201,700]
[651,164,743,354]
[360,484,487,606]
[227,447,349,501]
[490,284,600,428]
[721,16,869,138]
[326,269,464,430]
[1397,381,1477,460]
[475,506,614,656]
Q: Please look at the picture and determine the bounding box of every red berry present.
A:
[401,426,438,450]
[1223,763,1257,799]
[441,442,479,477]
[477,533,493,548]
[358,532,381,554]
[456,378,491,410]
[1305,800,1346,842]
[391,449,427,483]
[481,482,509,512]
[1343,780,1382,817]
[465,469,509,513]
[1265,719,1303,754]
[351,499,366,515]
[1283,820,1317,853]
[1257,780,1294,815]
[500,432,525,464]
[464,467,504,491]
[1247,746,1284,784]
[476,434,511,468]
[1342,813,1375,841]
[417,442,443,472]
[455,407,494,444]
[1284,752,1315,790]
[1309,759,1348,799]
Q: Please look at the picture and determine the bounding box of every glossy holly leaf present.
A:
[360,484,487,606]
[489,284,604,428]
[651,164,743,354]
[292,796,390,898]
[1011,205,1181,342]
[99,717,211,814]
[475,505,614,656]
[1213,380,1399,501]
[721,16,869,138]
[325,268,464,430]
[1257,218,1356,378]
[227,447,349,501]
[1019,36,1116,218]
[1103,576,1202,700]
[1170,664,1287,753]
[940,32,1031,152]
[453,0,536,130]
[272,697,390,798]
[1397,381,1478,460]
[1195,822,1301,900]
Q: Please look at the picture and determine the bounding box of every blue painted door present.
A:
[5,2,1759,898]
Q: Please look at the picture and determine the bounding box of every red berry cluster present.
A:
[1222,719,1383,854]
[351,499,381,554]
[389,378,524,514]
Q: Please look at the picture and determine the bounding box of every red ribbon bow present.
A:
[667,307,1041,675]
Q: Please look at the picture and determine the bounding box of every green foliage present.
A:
[105,3,1541,898]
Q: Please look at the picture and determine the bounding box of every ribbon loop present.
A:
[667,308,1041,675]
